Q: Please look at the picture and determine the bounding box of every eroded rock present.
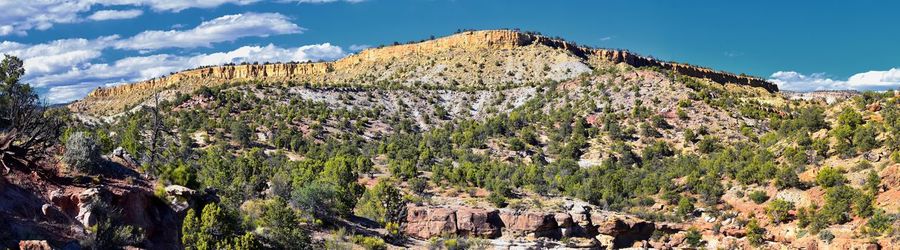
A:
[499,209,558,238]
[404,206,458,239]
[455,207,500,238]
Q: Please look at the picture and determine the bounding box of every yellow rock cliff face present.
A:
[74,30,775,115]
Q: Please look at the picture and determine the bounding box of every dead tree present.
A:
[0,55,61,172]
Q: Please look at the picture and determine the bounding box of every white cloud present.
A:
[1,11,303,84]
[35,43,346,103]
[45,83,106,104]
[283,0,366,3]
[0,1,255,36]
[191,43,346,65]
[349,44,370,51]
[114,13,303,50]
[0,36,118,76]
[0,1,92,36]
[0,0,363,36]
[769,68,900,91]
[116,0,261,12]
[88,9,144,21]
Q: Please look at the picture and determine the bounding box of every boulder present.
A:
[164,185,197,212]
[851,242,880,250]
[595,234,615,250]
[569,211,592,227]
[49,189,78,216]
[75,188,102,228]
[404,206,458,239]
[667,232,686,248]
[499,209,559,238]
[564,237,600,249]
[164,185,196,197]
[554,212,573,227]
[591,213,627,235]
[455,207,500,238]
[591,212,655,247]
[18,240,52,250]
[720,226,746,238]
[41,203,67,222]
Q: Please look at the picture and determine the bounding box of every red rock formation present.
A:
[498,209,559,238]
[404,206,458,239]
[455,207,501,238]
[403,203,661,248]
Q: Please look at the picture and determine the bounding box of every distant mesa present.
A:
[73,30,776,115]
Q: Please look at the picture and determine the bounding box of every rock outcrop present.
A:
[499,210,559,238]
[455,207,501,238]
[403,202,662,248]
[404,206,459,240]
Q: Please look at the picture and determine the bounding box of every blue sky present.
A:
[1,0,899,103]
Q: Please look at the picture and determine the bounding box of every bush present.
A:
[355,179,405,225]
[684,227,703,247]
[766,199,795,223]
[748,190,769,204]
[488,192,507,208]
[63,132,102,174]
[745,219,765,246]
[818,230,835,244]
[815,167,846,188]
[864,209,894,236]
[676,196,694,217]
[697,136,718,153]
[351,235,386,250]
[774,166,801,190]
[408,178,428,195]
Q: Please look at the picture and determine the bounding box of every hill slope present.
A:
[9,30,899,249]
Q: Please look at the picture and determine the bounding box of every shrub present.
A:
[745,219,765,246]
[774,166,801,190]
[697,136,718,153]
[408,178,428,195]
[815,167,846,188]
[488,192,507,208]
[676,196,694,217]
[684,227,703,247]
[63,132,102,174]
[820,185,855,224]
[677,108,689,120]
[818,230,835,244]
[766,199,795,223]
[351,235,386,250]
[355,179,405,225]
[748,190,769,204]
[864,209,894,236]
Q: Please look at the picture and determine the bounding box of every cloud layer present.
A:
[88,9,145,21]
[37,43,346,104]
[0,0,258,36]
[1,12,347,104]
[115,13,302,50]
[769,69,900,91]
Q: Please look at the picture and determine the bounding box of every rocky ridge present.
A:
[71,30,776,115]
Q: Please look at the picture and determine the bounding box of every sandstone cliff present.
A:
[72,30,776,115]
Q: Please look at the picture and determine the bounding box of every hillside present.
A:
[4,30,899,250]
